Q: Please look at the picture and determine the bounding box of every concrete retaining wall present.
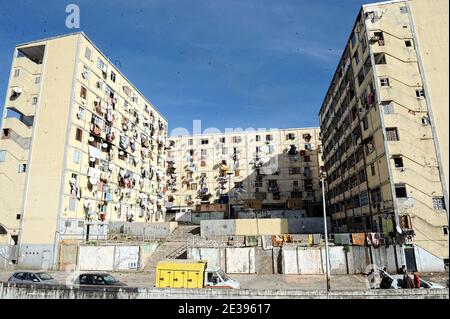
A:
[0,282,448,299]
[200,220,236,236]
[188,247,256,274]
[236,211,331,234]
[109,222,178,239]
[78,245,140,271]
[200,219,289,236]
[189,244,443,275]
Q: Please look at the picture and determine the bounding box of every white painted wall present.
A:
[78,245,141,271]
[414,245,445,272]
[78,246,115,271]
[114,246,140,270]
[225,247,256,274]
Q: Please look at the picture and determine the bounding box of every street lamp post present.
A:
[321,173,331,292]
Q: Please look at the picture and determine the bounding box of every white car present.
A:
[387,274,446,289]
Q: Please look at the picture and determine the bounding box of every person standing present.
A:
[413,272,421,288]
[403,271,415,289]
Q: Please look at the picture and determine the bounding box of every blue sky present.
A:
[0,0,371,134]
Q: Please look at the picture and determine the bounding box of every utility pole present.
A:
[321,172,331,292]
[227,171,234,219]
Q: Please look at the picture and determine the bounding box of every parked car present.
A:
[73,273,127,286]
[387,274,446,289]
[8,271,59,285]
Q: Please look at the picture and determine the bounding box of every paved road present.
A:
[1,270,447,290]
[0,271,382,290]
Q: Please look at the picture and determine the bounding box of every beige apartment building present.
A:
[319,0,449,266]
[165,128,323,216]
[0,33,168,269]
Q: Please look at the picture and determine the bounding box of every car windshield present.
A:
[36,273,53,280]
[103,274,118,284]
[217,269,229,281]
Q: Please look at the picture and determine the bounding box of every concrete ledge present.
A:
[1,282,448,299]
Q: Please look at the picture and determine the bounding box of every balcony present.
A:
[1,117,32,138]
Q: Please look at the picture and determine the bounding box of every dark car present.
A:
[73,273,127,286]
[8,271,59,285]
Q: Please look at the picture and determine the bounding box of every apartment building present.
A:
[319,0,449,265]
[0,33,168,269]
[165,128,323,216]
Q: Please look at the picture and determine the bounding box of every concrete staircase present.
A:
[143,225,200,273]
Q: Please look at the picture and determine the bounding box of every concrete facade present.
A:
[0,33,168,269]
[318,0,449,262]
[165,128,323,216]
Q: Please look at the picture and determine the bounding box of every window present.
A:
[219,137,226,143]
[73,149,81,164]
[373,32,385,46]
[289,167,301,175]
[363,116,369,130]
[361,37,367,52]
[395,184,408,198]
[85,47,92,60]
[235,170,240,177]
[353,50,360,65]
[386,128,399,141]
[18,164,27,173]
[35,76,41,84]
[350,32,357,49]
[110,71,116,83]
[81,65,89,79]
[272,192,281,200]
[382,102,395,114]
[400,6,408,14]
[97,58,107,72]
[69,197,76,211]
[77,106,86,120]
[16,214,21,220]
[360,191,369,206]
[80,86,87,99]
[371,164,376,176]
[222,147,228,155]
[393,156,404,168]
[286,133,296,140]
[32,96,38,105]
[443,227,449,236]
[188,139,193,146]
[421,116,430,126]
[268,145,275,154]
[233,136,241,143]
[0,150,6,162]
[190,183,197,191]
[405,40,413,48]
[14,69,20,77]
[201,161,206,167]
[75,128,83,142]
[303,155,311,162]
[255,135,261,142]
[380,78,390,87]
[416,89,425,99]
[266,134,273,141]
[201,139,209,145]
[432,197,446,210]
[374,53,387,65]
